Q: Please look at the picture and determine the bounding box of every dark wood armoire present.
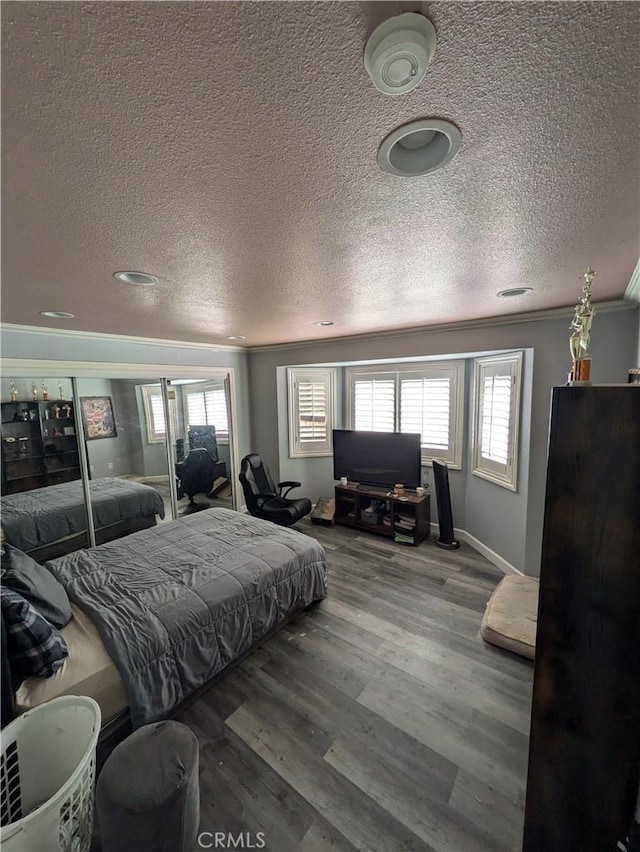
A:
[523,385,640,850]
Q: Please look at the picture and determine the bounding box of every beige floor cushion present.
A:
[481,574,539,659]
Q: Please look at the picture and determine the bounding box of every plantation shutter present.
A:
[141,384,177,444]
[186,387,229,438]
[473,353,522,490]
[353,376,396,432]
[400,376,451,454]
[480,374,512,465]
[150,392,167,436]
[298,378,328,443]
[348,362,464,468]
[287,369,335,457]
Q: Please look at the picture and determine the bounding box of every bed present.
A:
[9,508,327,730]
[0,477,166,561]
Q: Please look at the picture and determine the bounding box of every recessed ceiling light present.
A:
[40,311,75,319]
[497,288,533,298]
[315,321,336,327]
[227,335,246,340]
[378,119,462,177]
[114,271,159,286]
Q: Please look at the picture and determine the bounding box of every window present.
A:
[184,383,229,441]
[288,368,335,458]
[472,352,523,490]
[141,384,177,444]
[347,361,464,468]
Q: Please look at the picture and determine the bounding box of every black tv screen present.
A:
[332,430,422,489]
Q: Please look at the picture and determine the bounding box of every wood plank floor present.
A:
[176,520,534,852]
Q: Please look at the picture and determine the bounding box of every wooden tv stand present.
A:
[334,483,430,546]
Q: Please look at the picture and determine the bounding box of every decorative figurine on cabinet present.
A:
[568,267,596,383]
[8,380,18,402]
[31,383,38,401]
[58,381,64,400]
[41,380,49,401]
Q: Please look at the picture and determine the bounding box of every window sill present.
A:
[472,467,517,492]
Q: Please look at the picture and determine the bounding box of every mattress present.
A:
[48,508,328,727]
[15,604,128,724]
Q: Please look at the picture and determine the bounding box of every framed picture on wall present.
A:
[80,396,117,440]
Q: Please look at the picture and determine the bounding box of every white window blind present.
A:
[347,362,464,468]
[473,353,523,490]
[480,374,512,465]
[287,368,335,458]
[298,379,328,442]
[185,387,229,439]
[354,378,395,432]
[141,384,177,444]
[400,377,450,451]
[150,394,166,436]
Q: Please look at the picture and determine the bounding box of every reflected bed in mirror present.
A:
[0,477,165,563]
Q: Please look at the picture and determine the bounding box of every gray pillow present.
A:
[1,544,72,628]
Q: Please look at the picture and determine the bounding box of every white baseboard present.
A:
[430,522,522,576]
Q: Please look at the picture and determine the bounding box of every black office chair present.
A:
[239,454,312,527]
[176,448,218,505]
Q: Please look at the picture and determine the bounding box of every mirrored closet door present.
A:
[75,376,173,534]
[168,377,235,517]
[1,375,89,560]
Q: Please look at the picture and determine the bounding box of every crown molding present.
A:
[2,298,634,356]
[249,299,633,353]
[624,258,640,304]
[0,323,248,353]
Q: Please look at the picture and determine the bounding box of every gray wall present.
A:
[75,377,136,478]
[248,306,636,576]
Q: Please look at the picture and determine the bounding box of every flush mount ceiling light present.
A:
[378,119,462,177]
[227,335,246,340]
[114,271,159,286]
[364,13,437,96]
[40,311,75,319]
[315,320,336,327]
[497,287,533,298]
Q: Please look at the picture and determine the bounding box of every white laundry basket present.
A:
[0,696,101,852]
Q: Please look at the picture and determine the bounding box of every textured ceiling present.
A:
[1,1,639,347]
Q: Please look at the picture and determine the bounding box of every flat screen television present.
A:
[332,429,422,489]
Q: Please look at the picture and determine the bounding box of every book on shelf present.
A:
[394,532,415,544]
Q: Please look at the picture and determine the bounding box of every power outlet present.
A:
[108,462,114,470]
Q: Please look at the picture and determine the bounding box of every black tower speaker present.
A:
[432,458,459,550]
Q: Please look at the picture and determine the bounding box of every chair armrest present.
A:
[277,481,301,498]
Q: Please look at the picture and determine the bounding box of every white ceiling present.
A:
[2,1,639,347]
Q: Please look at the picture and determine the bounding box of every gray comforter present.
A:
[47,508,327,727]
[0,477,165,551]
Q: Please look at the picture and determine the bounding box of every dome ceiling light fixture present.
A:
[114,271,159,286]
[315,320,336,327]
[364,12,437,96]
[497,287,534,298]
[377,118,462,177]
